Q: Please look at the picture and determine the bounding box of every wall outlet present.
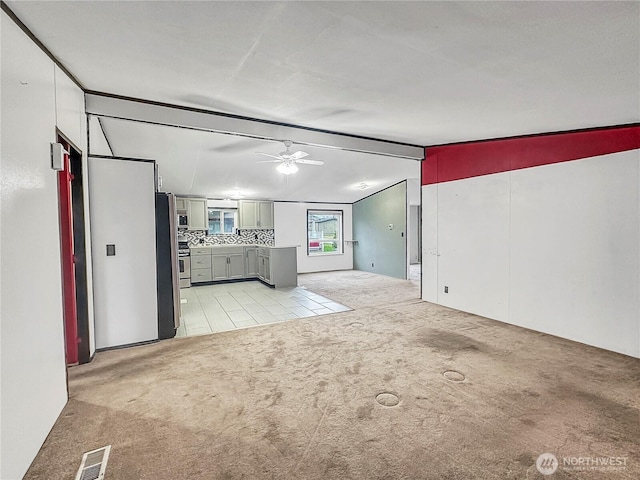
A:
[388,223,394,230]
[444,286,449,293]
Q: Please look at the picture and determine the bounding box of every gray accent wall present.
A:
[353,181,407,279]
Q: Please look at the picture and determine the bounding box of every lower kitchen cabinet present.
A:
[229,254,244,278]
[258,253,271,283]
[258,246,297,288]
[190,247,213,284]
[208,246,243,281]
[189,245,296,287]
[245,247,259,277]
[191,254,211,270]
[191,268,212,283]
[212,250,244,280]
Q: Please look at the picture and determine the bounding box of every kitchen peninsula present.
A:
[190,245,297,288]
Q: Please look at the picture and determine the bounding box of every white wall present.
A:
[88,115,113,156]
[422,150,640,358]
[274,202,353,273]
[436,173,511,321]
[89,157,159,349]
[0,11,90,479]
[207,199,238,209]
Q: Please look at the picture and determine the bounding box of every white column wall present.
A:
[421,150,640,358]
[89,158,159,349]
[0,11,81,479]
[273,202,353,273]
[421,185,439,303]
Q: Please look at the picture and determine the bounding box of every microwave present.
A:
[178,213,188,229]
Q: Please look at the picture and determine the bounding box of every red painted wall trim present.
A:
[422,125,640,185]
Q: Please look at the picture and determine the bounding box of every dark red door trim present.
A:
[57,137,79,365]
[422,125,640,185]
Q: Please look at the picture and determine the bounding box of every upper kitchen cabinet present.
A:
[239,200,274,229]
[175,197,188,212]
[187,198,208,231]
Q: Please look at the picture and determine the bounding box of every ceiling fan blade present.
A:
[256,152,283,160]
[256,159,283,163]
[295,159,324,165]
[289,151,309,160]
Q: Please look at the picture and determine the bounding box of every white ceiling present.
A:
[6,1,638,201]
[97,116,421,204]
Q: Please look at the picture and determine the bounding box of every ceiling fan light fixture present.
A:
[277,162,298,175]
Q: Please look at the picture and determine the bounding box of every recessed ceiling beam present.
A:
[85,92,424,160]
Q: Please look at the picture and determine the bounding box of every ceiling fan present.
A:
[256,140,324,175]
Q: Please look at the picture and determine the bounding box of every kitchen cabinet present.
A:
[175,197,188,212]
[190,247,212,283]
[245,246,259,277]
[188,198,208,231]
[258,201,274,228]
[211,246,245,280]
[258,250,271,283]
[258,246,297,287]
[189,245,296,287]
[239,200,274,229]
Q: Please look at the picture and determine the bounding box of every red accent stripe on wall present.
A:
[422,125,640,185]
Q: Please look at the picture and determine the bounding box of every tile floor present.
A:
[176,280,351,337]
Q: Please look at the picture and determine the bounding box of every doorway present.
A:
[57,133,91,365]
[409,204,421,286]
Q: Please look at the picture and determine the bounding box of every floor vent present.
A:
[75,445,111,480]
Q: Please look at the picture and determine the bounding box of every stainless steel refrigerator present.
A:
[155,192,181,338]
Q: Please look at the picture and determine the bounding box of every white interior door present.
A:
[89,157,158,348]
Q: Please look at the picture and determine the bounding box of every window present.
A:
[208,208,237,235]
[307,210,343,255]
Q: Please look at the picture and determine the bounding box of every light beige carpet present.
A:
[25,271,639,479]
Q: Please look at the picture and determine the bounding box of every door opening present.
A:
[58,134,91,365]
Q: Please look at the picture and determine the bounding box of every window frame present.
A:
[208,208,238,235]
[306,209,344,256]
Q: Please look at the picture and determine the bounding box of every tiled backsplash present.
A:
[182,229,274,247]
